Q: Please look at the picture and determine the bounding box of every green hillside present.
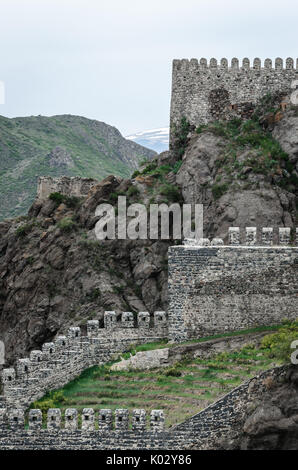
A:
[0,114,155,220]
[30,323,298,429]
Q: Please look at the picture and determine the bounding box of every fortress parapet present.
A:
[0,408,165,432]
[0,367,289,450]
[0,311,168,410]
[227,226,295,246]
[183,226,297,247]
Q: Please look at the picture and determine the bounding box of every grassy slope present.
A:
[31,325,288,429]
[0,114,152,220]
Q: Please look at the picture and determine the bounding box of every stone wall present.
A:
[0,311,168,409]
[170,57,298,147]
[36,176,98,201]
[168,227,298,342]
[0,365,292,449]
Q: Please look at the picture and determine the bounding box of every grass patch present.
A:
[57,216,77,233]
[27,322,294,428]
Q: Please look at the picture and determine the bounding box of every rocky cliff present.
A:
[0,95,297,364]
[215,366,298,450]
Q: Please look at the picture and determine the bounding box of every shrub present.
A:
[142,162,158,175]
[87,288,101,300]
[260,320,298,363]
[49,192,80,208]
[212,183,229,200]
[131,170,140,178]
[163,367,182,377]
[16,222,35,238]
[49,192,64,205]
[173,161,183,174]
[52,390,67,404]
[30,399,55,417]
[57,217,77,233]
[127,185,140,197]
[159,184,181,203]
[173,116,192,158]
[63,195,80,208]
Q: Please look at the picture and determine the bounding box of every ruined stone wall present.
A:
[0,366,291,449]
[0,311,168,409]
[170,57,298,146]
[168,227,298,342]
[36,176,98,201]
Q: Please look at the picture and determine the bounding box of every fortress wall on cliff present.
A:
[170,57,298,146]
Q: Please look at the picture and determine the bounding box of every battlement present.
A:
[1,408,165,432]
[170,57,298,147]
[183,226,297,247]
[0,311,168,409]
[0,366,290,450]
[173,57,298,71]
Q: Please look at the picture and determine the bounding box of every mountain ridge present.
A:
[0,114,156,220]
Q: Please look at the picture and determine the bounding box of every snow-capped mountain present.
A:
[126,127,169,154]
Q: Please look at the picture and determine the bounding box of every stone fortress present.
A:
[170,57,298,146]
[0,58,297,449]
[36,176,98,201]
[0,227,297,449]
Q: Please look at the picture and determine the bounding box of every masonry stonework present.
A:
[0,226,297,449]
[168,228,298,342]
[170,57,298,147]
[0,311,168,410]
[37,176,98,201]
[0,366,293,449]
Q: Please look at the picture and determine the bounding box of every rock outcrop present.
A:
[239,367,298,450]
[0,100,297,365]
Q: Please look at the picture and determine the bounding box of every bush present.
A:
[159,184,181,203]
[16,222,35,238]
[173,116,192,158]
[142,162,158,175]
[173,161,183,174]
[49,192,80,208]
[212,183,229,200]
[163,367,182,377]
[260,320,298,363]
[127,185,140,197]
[131,170,140,178]
[57,217,77,233]
[52,390,67,404]
[49,192,64,205]
[64,195,80,208]
[30,399,55,417]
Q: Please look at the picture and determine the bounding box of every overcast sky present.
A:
[0,0,297,135]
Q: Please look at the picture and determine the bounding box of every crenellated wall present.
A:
[0,311,168,409]
[170,57,298,147]
[168,227,298,342]
[0,365,292,449]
